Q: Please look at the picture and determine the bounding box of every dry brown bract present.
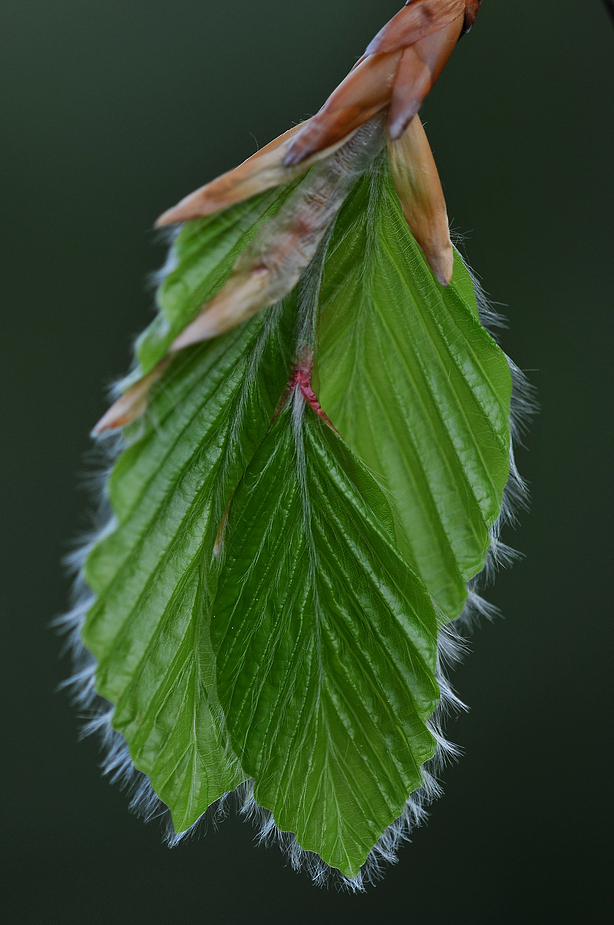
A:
[389,117,453,287]
[93,358,171,434]
[155,123,358,227]
[285,0,478,165]
[97,2,481,432]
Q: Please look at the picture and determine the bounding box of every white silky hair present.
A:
[58,207,536,895]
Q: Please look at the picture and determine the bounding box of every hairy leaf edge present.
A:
[56,253,535,891]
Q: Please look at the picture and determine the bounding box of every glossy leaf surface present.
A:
[318,162,512,619]
[81,146,512,875]
[84,296,297,830]
[212,404,439,877]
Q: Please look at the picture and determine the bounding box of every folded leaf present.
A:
[68,0,521,890]
[79,142,511,864]
[78,111,513,883]
[83,296,298,831]
[317,158,512,619]
[211,402,440,877]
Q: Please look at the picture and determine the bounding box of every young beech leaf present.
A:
[318,159,512,620]
[75,145,515,880]
[83,296,298,831]
[68,0,528,889]
[212,401,440,878]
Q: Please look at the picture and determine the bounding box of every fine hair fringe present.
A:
[56,223,536,894]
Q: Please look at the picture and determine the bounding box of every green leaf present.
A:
[211,403,440,878]
[83,296,297,831]
[80,144,513,876]
[317,161,512,619]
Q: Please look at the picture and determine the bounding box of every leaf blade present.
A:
[212,404,440,876]
[318,161,512,618]
[83,298,297,832]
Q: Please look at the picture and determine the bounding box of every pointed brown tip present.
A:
[388,112,415,142]
[155,195,203,227]
[169,324,206,354]
[388,115,454,289]
[92,395,143,436]
[432,253,454,287]
[154,208,178,228]
[92,359,171,435]
[155,123,311,227]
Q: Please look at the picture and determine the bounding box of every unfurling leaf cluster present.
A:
[68,1,523,885]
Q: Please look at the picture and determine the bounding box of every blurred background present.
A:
[2,1,613,921]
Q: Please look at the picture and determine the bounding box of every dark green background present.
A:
[3,1,612,921]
